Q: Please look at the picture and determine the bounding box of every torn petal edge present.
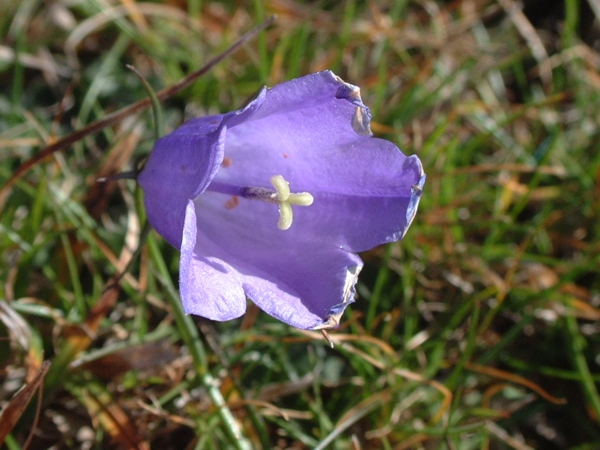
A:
[334,74,373,136]
[312,265,362,331]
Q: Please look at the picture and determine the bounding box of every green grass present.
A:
[2,0,600,448]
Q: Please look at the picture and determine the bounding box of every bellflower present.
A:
[138,71,425,330]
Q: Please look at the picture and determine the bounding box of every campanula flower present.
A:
[138,71,425,330]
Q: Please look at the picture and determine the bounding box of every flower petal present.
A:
[141,71,425,330]
[212,71,425,251]
[138,88,267,248]
[180,200,247,320]
[138,117,226,248]
[285,152,425,252]
[184,193,363,329]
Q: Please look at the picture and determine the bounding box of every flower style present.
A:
[138,71,425,330]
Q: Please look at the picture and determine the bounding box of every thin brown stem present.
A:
[0,16,276,211]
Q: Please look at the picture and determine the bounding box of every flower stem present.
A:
[146,234,251,449]
[126,64,164,140]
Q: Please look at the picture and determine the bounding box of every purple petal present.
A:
[184,192,363,329]
[180,201,247,320]
[138,89,267,248]
[138,118,225,248]
[140,71,425,329]
[212,71,425,251]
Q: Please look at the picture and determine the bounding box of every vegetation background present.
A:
[1,0,600,448]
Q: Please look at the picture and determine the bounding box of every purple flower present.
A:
[138,71,425,330]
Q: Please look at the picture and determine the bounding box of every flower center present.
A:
[208,175,314,230]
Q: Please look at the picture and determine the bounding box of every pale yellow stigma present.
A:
[270,175,314,230]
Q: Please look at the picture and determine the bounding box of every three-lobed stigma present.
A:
[221,175,313,230]
[269,175,314,230]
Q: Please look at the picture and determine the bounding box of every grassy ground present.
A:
[1,0,600,448]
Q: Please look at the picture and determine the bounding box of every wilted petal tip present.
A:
[352,105,372,136]
[333,75,373,136]
[333,75,360,100]
[404,170,426,238]
[311,264,362,330]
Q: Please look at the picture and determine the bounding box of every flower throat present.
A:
[207,175,314,230]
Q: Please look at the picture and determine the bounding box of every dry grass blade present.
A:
[485,420,535,450]
[0,361,51,446]
[393,368,453,425]
[393,434,434,450]
[466,363,567,405]
[296,330,396,356]
[229,399,313,421]
[587,0,600,21]
[315,389,394,450]
[299,329,453,425]
[0,301,31,351]
[78,384,150,450]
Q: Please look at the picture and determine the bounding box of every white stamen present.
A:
[270,175,290,201]
[269,175,314,230]
[288,192,314,206]
[277,202,293,230]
